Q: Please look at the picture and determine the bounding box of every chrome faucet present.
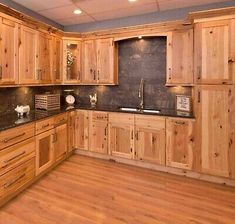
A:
[138,78,144,110]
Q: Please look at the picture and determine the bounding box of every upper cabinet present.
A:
[62,38,82,84]
[194,19,235,84]
[82,38,118,85]
[36,32,52,84]
[0,17,18,85]
[52,36,62,84]
[167,29,194,85]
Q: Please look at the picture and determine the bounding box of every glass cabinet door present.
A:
[63,39,81,83]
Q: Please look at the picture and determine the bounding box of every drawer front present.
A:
[36,118,54,135]
[109,113,134,124]
[0,138,35,176]
[54,113,68,127]
[135,115,166,130]
[91,111,108,121]
[0,123,35,150]
[0,158,35,199]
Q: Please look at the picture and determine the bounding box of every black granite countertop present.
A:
[0,105,195,132]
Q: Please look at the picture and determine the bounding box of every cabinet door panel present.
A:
[82,40,97,83]
[97,38,116,84]
[166,119,194,170]
[89,120,108,154]
[0,18,18,84]
[19,25,37,84]
[195,20,235,84]
[136,127,165,165]
[195,85,235,177]
[75,110,89,151]
[53,36,62,83]
[167,29,193,84]
[54,123,67,161]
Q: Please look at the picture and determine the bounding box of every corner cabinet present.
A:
[109,113,135,159]
[135,115,166,165]
[167,29,194,85]
[0,17,19,85]
[82,38,118,85]
[62,38,82,84]
[195,85,235,178]
[166,118,195,170]
[194,19,235,84]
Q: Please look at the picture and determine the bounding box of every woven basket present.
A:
[35,94,60,111]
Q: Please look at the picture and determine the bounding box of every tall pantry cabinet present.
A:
[194,18,235,179]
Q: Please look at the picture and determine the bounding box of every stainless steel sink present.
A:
[119,107,161,114]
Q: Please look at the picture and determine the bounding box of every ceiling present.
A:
[11,0,231,26]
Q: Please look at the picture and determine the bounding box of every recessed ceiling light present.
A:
[129,0,137,2]
[73,9,82,15]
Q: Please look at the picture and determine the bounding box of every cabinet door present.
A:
[195,85,235,177]
[194,20,235,84]
[167,29,193,85]
[166,118,194,170]
[54,123,67,161]
[52,36,62,84]
[19,25,37,84]
[97,38,117,84]
[63,39,81,83]
[68,111,76,153]
[82,40,97,84]
[109,123,134,159]
[89,120,108,154]
[36,32,52,83]
[36,129,54,175]
[75,110,89,151]
[0,18,18,85]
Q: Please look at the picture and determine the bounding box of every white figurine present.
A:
[89,93,97,107]
[15,105,30,117]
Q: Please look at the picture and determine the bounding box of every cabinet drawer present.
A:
[135,115,166,130]
[54,113,68,127]
[0,123,35,150]
[36,118,54,135]
[0,138,35,176]
[109,113,134,124]
[0,158,35,199]
[91,111,108,121]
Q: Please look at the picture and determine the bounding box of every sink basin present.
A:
[119,107,161,114]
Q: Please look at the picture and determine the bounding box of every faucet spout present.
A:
[138,78,144,110]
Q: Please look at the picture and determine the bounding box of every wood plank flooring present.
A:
[1,155,235,224]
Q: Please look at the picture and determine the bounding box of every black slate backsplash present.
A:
[0,36,191,114]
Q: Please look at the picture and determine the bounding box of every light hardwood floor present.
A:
[1,155,235,224]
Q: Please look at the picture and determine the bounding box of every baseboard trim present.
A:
[75,149,235,187]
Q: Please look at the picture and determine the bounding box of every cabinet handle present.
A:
[1,132,26,144]
[228,58,234,63]
[0,65,2,79]
[131,130,134,140]
[168,68,172,80]
[42,124,50,129]
[97,70,100,81]
[135,132,139,140]
[198,91,201,103]
[197,66,201,80]
[105,127,108,136]
[175,121,186,125]
[93,70,96,80]
[3,151,26,165]
[36,69,42,80]
[4,173,26,189]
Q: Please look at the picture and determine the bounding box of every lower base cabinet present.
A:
[166,118,195,170]
[36,129,54,175]
[135,115,166,165]
[109,113,135,159]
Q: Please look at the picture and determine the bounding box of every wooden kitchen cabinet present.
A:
[19,25,37,84]
[0,17,19,85]
[54,123,67,161]
[89,111,108,154]
[36,31,52,84]
[135,115,165,165]
[166,118,195,170]
[194,19,235,84]
[82,38,117,85]
[35,129,54,175]
[82,40,97,84]
[167,29,194,85]
[63,39,82,84]
[109,113,135,159]
[75,110,89,151]
[195,85,235,178]
[52,36,62,84]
